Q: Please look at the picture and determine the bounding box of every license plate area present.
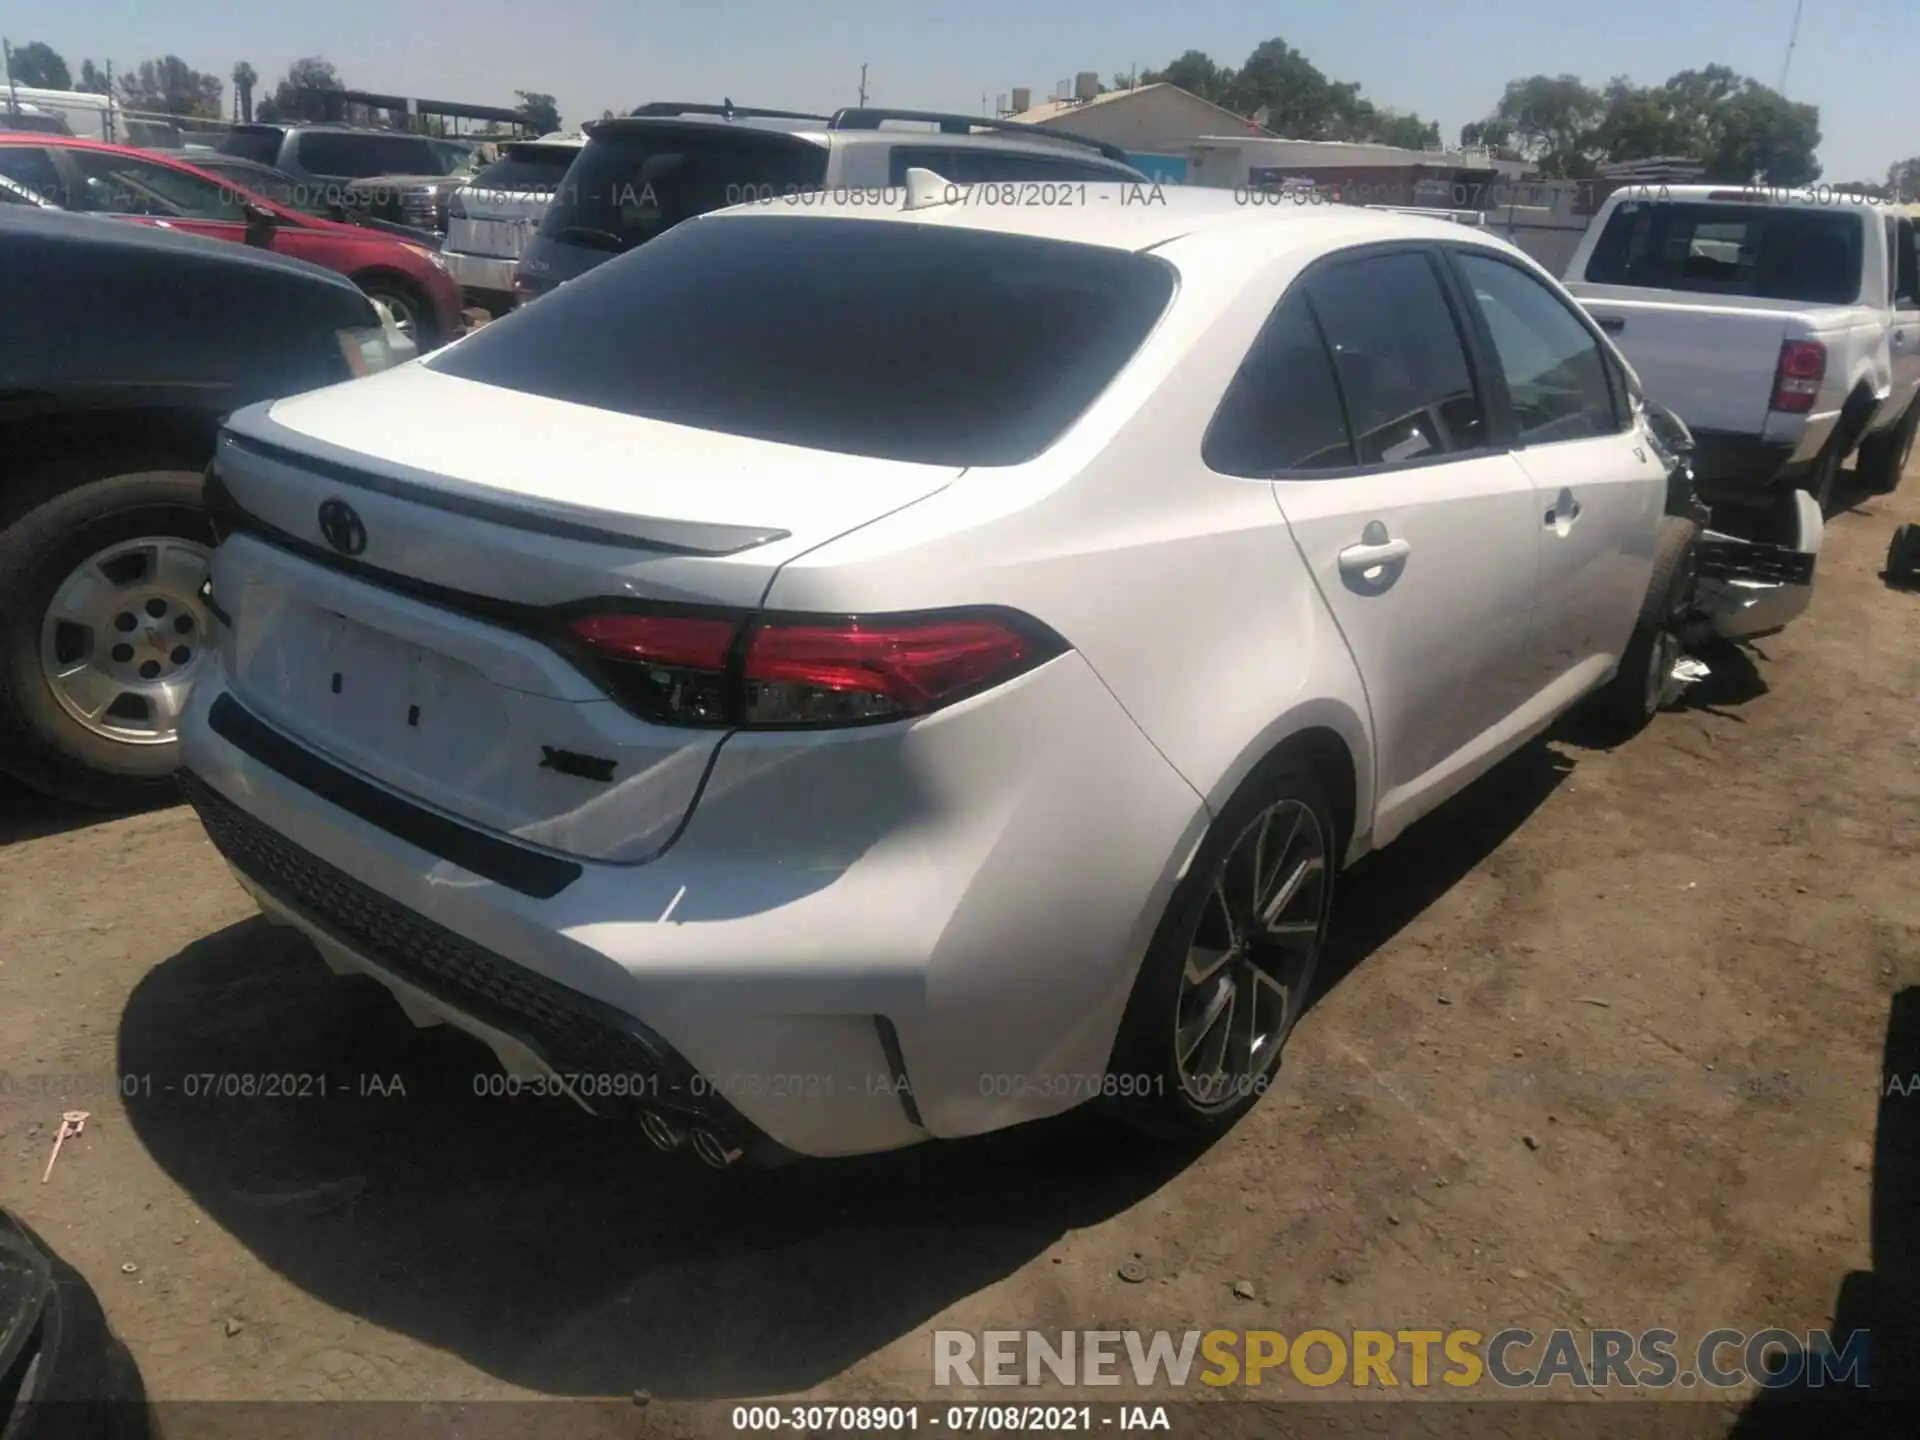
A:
[232,596,513,790]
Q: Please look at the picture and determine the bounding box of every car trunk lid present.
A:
[208,365,959,862]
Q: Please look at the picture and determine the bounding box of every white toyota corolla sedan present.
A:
[180,181,1685,1166]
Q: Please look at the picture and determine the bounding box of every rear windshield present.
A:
[431,215,1176,466]
[1584,200,1865,304]
[218,129,283,165]
[469,150,578,197]
[537,127,828,254]
[294,130,448,178]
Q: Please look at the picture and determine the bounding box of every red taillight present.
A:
[568,614,735,668]
[1770,339,1826,414]
[567,613,736,726]
[562,609,1061,728]
[744,618,1039,725]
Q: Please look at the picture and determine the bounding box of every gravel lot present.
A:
[2,466,1916,1438]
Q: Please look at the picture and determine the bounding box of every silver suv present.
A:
[511,103,1147,303]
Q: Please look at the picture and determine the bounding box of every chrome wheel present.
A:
[38,536,213,745]
[367,290,418,344]
[1174,798,1329,1109]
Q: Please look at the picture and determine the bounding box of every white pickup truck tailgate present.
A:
[1566,288,1851,435]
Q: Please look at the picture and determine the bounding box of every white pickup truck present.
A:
[1563,184,1920,513]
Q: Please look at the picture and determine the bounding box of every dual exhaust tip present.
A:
[640,1110,743,1170]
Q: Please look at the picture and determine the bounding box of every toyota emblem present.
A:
[317,498,367,556]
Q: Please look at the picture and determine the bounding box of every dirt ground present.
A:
[2,464,1918,1439]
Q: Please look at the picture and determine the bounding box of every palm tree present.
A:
[231,60,257,123]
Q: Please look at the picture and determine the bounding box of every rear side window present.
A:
[1584,201,1864,304]
[1455,253,1618,444]
[540,129,827,252]
[1305,251,1489,465]
[0,146,65,206]
[295,131,443,178]
[217,129,284,165]
[432,214,1176,466]
[1896,216,1920,309]
[1204,292,1354,475]
[886,147,1127,185]
[469,151,578,197]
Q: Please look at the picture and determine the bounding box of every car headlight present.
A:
[402,242,450,273]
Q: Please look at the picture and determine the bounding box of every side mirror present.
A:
[241,200,279,247]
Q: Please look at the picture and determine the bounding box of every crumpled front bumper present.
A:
[1691,488,1823,642]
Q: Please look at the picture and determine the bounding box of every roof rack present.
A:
[825,107,1134,167]
[627,102,830,122]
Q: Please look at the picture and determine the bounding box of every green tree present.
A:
[1226,38,1362,139]
[515,90,560,133]
[1887,157,1920,202]
[118,56,223,118]
[1466,63,1820,184]
[7,40,71,90]
[1486,74,1605,177]
[257,56,344,124]
[1694,83,1819,185]
[1138,49,1235,106]
[76,59,110,95]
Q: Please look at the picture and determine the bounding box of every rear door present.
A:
[1253,248,1543,843]
[1447,248,1668,700]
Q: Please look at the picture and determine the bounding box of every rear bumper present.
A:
[1691,489,1823,642]
[178,655,1206,1160]
[1690,413,1840,504]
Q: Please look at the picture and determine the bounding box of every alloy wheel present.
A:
[369,291,417,344]
[38,535,213,745]
[1173,798,1329,1109]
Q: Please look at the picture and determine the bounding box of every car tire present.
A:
[1889,522,1920,588]
[0,459,213,809]
[1590,515,1700,741]
[1856,402,1919,496]
[1105,754,1339,1142]
[355,276,438,350]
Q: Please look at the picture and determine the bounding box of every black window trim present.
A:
[1204,239,1515,483]
[1435,242,1632,449]
[1893,215,1920,312]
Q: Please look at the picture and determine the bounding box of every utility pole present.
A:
[1779,0,1804,95]
[857,63,868,107]
[4,39,18,117]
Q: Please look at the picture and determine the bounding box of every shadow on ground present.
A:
[1310,739,1572,1002]
[0,777,166,848]
[1727,986,1919,1437]
[114,744,1571,1402]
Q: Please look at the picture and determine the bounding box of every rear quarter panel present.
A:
[760,233,1378,860]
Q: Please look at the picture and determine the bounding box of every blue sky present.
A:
[6,0,1915,181]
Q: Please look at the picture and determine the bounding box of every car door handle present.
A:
[1545,501,1583,525]
[1596,315,1625,333]
[1337,537,1412,571]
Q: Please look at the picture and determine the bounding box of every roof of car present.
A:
[582,112,1135,167]
[702,182,1510,257]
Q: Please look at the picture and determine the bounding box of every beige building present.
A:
[1008,82,1270,156]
